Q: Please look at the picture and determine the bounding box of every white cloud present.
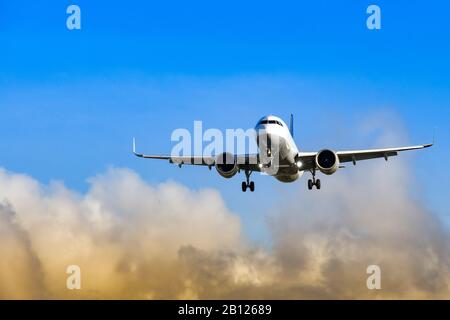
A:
[0,128,448,299]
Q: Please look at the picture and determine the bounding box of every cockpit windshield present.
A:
[258,120,283,127]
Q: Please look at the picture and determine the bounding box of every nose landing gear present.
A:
[308,168,321,190]
[242,170,255,192]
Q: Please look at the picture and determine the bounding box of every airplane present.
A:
[133,115,433,192]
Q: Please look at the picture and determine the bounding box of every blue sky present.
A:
[0,1,449,239]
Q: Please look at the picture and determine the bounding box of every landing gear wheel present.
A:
[308,168,321,190]
[242,170,254,193]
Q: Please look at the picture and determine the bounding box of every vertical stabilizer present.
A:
[289,114,294,137]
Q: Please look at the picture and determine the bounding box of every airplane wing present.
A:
[132,138,261,171]
[297,143,433,171]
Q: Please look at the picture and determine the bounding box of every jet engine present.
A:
[215,152,238,178]
[315,149,340,175]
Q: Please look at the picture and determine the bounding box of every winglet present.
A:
[424,127,437,148]
[132,138,143,157]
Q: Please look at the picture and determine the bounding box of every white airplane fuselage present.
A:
[254,115,304,183]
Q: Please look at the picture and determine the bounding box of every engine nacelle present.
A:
[215,152,238,178]
[315,149,340,175]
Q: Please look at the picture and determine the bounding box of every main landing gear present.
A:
[242,170,255,192]
[308,168,321,190]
